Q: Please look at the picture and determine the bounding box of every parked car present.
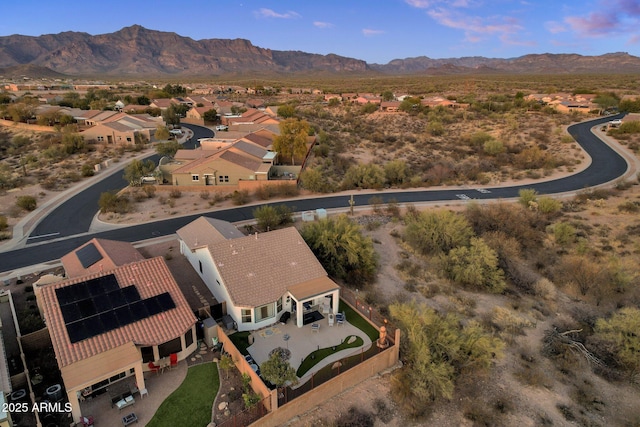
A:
[215,125,228,131]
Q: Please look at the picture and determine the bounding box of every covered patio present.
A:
[287,277,340,328]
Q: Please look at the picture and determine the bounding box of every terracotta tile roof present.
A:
[38,257,196,368]
[176,216,244,250]
[61,238,146,278]
[208,227,328,307]
[219,150,261,172]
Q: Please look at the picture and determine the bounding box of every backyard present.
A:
[146,363,219,427]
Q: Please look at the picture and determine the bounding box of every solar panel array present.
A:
[75,243,103,269]
[56,274,176,343]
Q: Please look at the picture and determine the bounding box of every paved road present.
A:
[27,124,213,242]
[0,115,628,274]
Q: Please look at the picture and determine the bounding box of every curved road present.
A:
[28,124,214,242]
[0,114,628,274]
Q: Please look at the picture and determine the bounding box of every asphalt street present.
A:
[0,115,628,274]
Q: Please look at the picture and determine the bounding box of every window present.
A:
[254,303,275,322]
[277,297,283,313]
[158,337,182,358]
[199,260,203,274]
[241,309,251,323]
[185,329,193,348]
[127,137,132,142]
[97,136,104,142]
[141,346,154,363]
[219,175,229,183]
[192,175,200,181]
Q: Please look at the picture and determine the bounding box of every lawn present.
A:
[339,300,379,341]
[146,363,219,427]
[297,334,364,377]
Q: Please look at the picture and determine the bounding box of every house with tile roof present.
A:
[35,245,198,424]
[160,136,275,185]
[177,218,340,332]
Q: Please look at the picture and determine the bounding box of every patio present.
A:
[78,361,187,426]
[246,314,372,384]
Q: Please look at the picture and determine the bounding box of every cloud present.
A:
[629,34,640,44]
[545,21,567,34]
[362,28,386,36]
[254,8,301,19]
[427,8,523,41]
[313,21,334,29]
[405,0,473,8]
[564,0,640,37]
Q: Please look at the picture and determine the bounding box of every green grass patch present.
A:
[296,335,364,377]
[228,331,251,355]
[339,301,379,341]
[146,363,219,427]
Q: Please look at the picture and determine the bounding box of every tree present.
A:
[61,127,85,154]
[218,353,235,379]
[384,159,409,186]
[136,95,151,105]
[518,188,538,208]
[300,167,332,193]
[277,104,295,119]
[260,351,298,389]
[301,215,378,288]
[442,237,506,293]
[389,301,503,417]
[594,307,640,375]
[202,108,218,123]
[404,210,474,255]
[399,97,422,113]
[123,159,156,186]
[381,90,394,101]
[155,141,181,158]
[253,205,293,231]
[342,163,385,190]
[273,118,310,165]
[155,125,170,141]
[552,222,576,247]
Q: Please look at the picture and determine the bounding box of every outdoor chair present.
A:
[336,312,345,326]
[169,353,178,369]
[147,361,160,374]
[311,323,320,333]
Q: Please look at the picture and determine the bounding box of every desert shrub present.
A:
[333,406,374,427]
[342,163,385,190]
[199,190,210,200]
[300,167,334,193]
[617,200,640,212]
[253,205,293,231]
[404,209,474,255]
[491,306,535,336]
[537,196,562,214]
[551,222,577,247]
[81,163,95,177]
[518,188,538,208]
[142,185,156,198]
[230,190,250,205]
[98,191,131,214]
[441,237,506,293]
[533,278,557,300]
[0,215,7,231]
[168,189,182,198]
[592,307,640,376]
[483,139,506,156]
[16,195,37,211]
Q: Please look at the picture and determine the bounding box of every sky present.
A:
[1,0,639,63]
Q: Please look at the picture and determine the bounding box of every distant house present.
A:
[81,113,163,144]
[35,239,197,425]
[224,108,279,127]
[380,101,401,112]
[176,218,340,332]
[159,138,275,186]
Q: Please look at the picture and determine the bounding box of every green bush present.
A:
[0,215,7,231]
[16,195,37,211]
[81,163,95,177]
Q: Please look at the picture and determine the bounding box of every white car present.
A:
[215,125,228,131]
[609,119,622,126]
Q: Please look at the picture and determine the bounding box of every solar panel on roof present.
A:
[93,296,113,313]
[156,293,176,311]
[76,243,103,269]
[59,273,179,343]
[77,299,96,318]
[144,298,162,316]
[60,303,82,323]
[121,286,140,304]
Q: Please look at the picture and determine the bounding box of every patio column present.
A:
[134,363,146,393]
[67,389,81,424]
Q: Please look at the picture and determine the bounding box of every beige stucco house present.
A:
[177,218,340,332]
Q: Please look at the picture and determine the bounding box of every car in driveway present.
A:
[215,125,228,131]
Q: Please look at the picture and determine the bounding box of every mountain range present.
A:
[1,25,639,77]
